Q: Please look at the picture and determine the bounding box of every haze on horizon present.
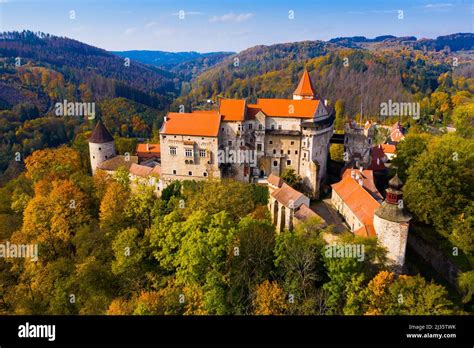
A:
[0,0,473,53]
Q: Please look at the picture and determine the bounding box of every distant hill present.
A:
[112,50,233,70]
[0,31,178,111]
[173,38,470,117]
[330,33,474,51]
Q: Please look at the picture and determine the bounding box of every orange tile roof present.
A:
[254,99,319,118]
[129,163,161,177]
[219,99,246,121]
[331,176,381,226]
[162,112,221,137]
[354,224,376,238]
[381,143,396,154]
[136,143,160,157]
[294,204,320,221]
[271,183,305,207]
[293,70,315,97]
[342,168,382,199]
[268,174,283,188]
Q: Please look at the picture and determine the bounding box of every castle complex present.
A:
[88,70,411,271]
[159,70,334,198]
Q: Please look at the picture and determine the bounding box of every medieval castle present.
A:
[88,70,411,271]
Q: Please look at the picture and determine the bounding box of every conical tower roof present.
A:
[293,69,315,98]
[89,120,114,144]
[388,174,403,190]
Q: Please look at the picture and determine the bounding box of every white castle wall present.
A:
[373,214,409,269]
[89,141,116,175]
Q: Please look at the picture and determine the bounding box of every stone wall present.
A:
[407,233,461,286]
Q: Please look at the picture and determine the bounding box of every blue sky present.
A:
[0,0,473,52]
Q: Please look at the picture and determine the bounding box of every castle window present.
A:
[273,161,278,167]
[163,136,166,139]
[257,143,262,151]
[169,147,177,156]
[241,142,243,146]
[173,170,177,175]
[287,160,292,165]
[291,141,294,145]
[278,125,282,130]
[199,149,206,157]
[303,127,307,130]
[99,147,101,150]
[185,149,193,157]
[295,150,298,154]
[258,124,263,130]
[273,149,276,155]
[271,125,275,130]
[280,150,284,154]
[304,153,307,158]
[269,140,273,144]
[221,127,224,131]
[248,123,253,130]
[287,150,291,155]
[188,171,192,176]
[203,172,208,177]
[228,140,232,147]
[105,155,108,159]
[238,125,242,131]
[93,156,95,159]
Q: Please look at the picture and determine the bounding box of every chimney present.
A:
[146,143,149,151]
[351,170,355,179]
[164,116,167,122]
[324,99,328,106]
[358,178,363,186]
[359,166,363,173]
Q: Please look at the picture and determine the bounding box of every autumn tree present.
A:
[253,280,289,315]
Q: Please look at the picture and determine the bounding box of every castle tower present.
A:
[293,69,316,100]
[343,120,374,168]
[373,174,412,272]
[89,120,115,175]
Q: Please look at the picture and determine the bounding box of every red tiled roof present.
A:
[136,143,160,158]
[331,176,381,226]
[219,99,246,121]
[254,98,319,118]
[129,163,161,177]
[162,112,221,137]
[342,168,382,199]
[354,224,376,237]
[268,174,283,188]
[271,183,305,207]
[381,143,396,154]
[294,204,319,221]
[370,145,388,171]
[293,70,315,97]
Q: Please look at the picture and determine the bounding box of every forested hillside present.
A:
[173,37,473,125]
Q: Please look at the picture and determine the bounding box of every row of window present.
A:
[169,147,207,157]
[171,169,208,177]
[271,149,298,155]
[272,159,292,167]
[268,140,296,145]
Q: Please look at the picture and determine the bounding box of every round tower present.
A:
[373,174,412,272]
[89,120,116,175]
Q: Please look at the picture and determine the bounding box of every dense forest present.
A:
[0,133,471,314]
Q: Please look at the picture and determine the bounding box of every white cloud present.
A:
[424,3,453,8]
[145,21,158,28]
[209,13,254,23]
[124,27,137,35]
